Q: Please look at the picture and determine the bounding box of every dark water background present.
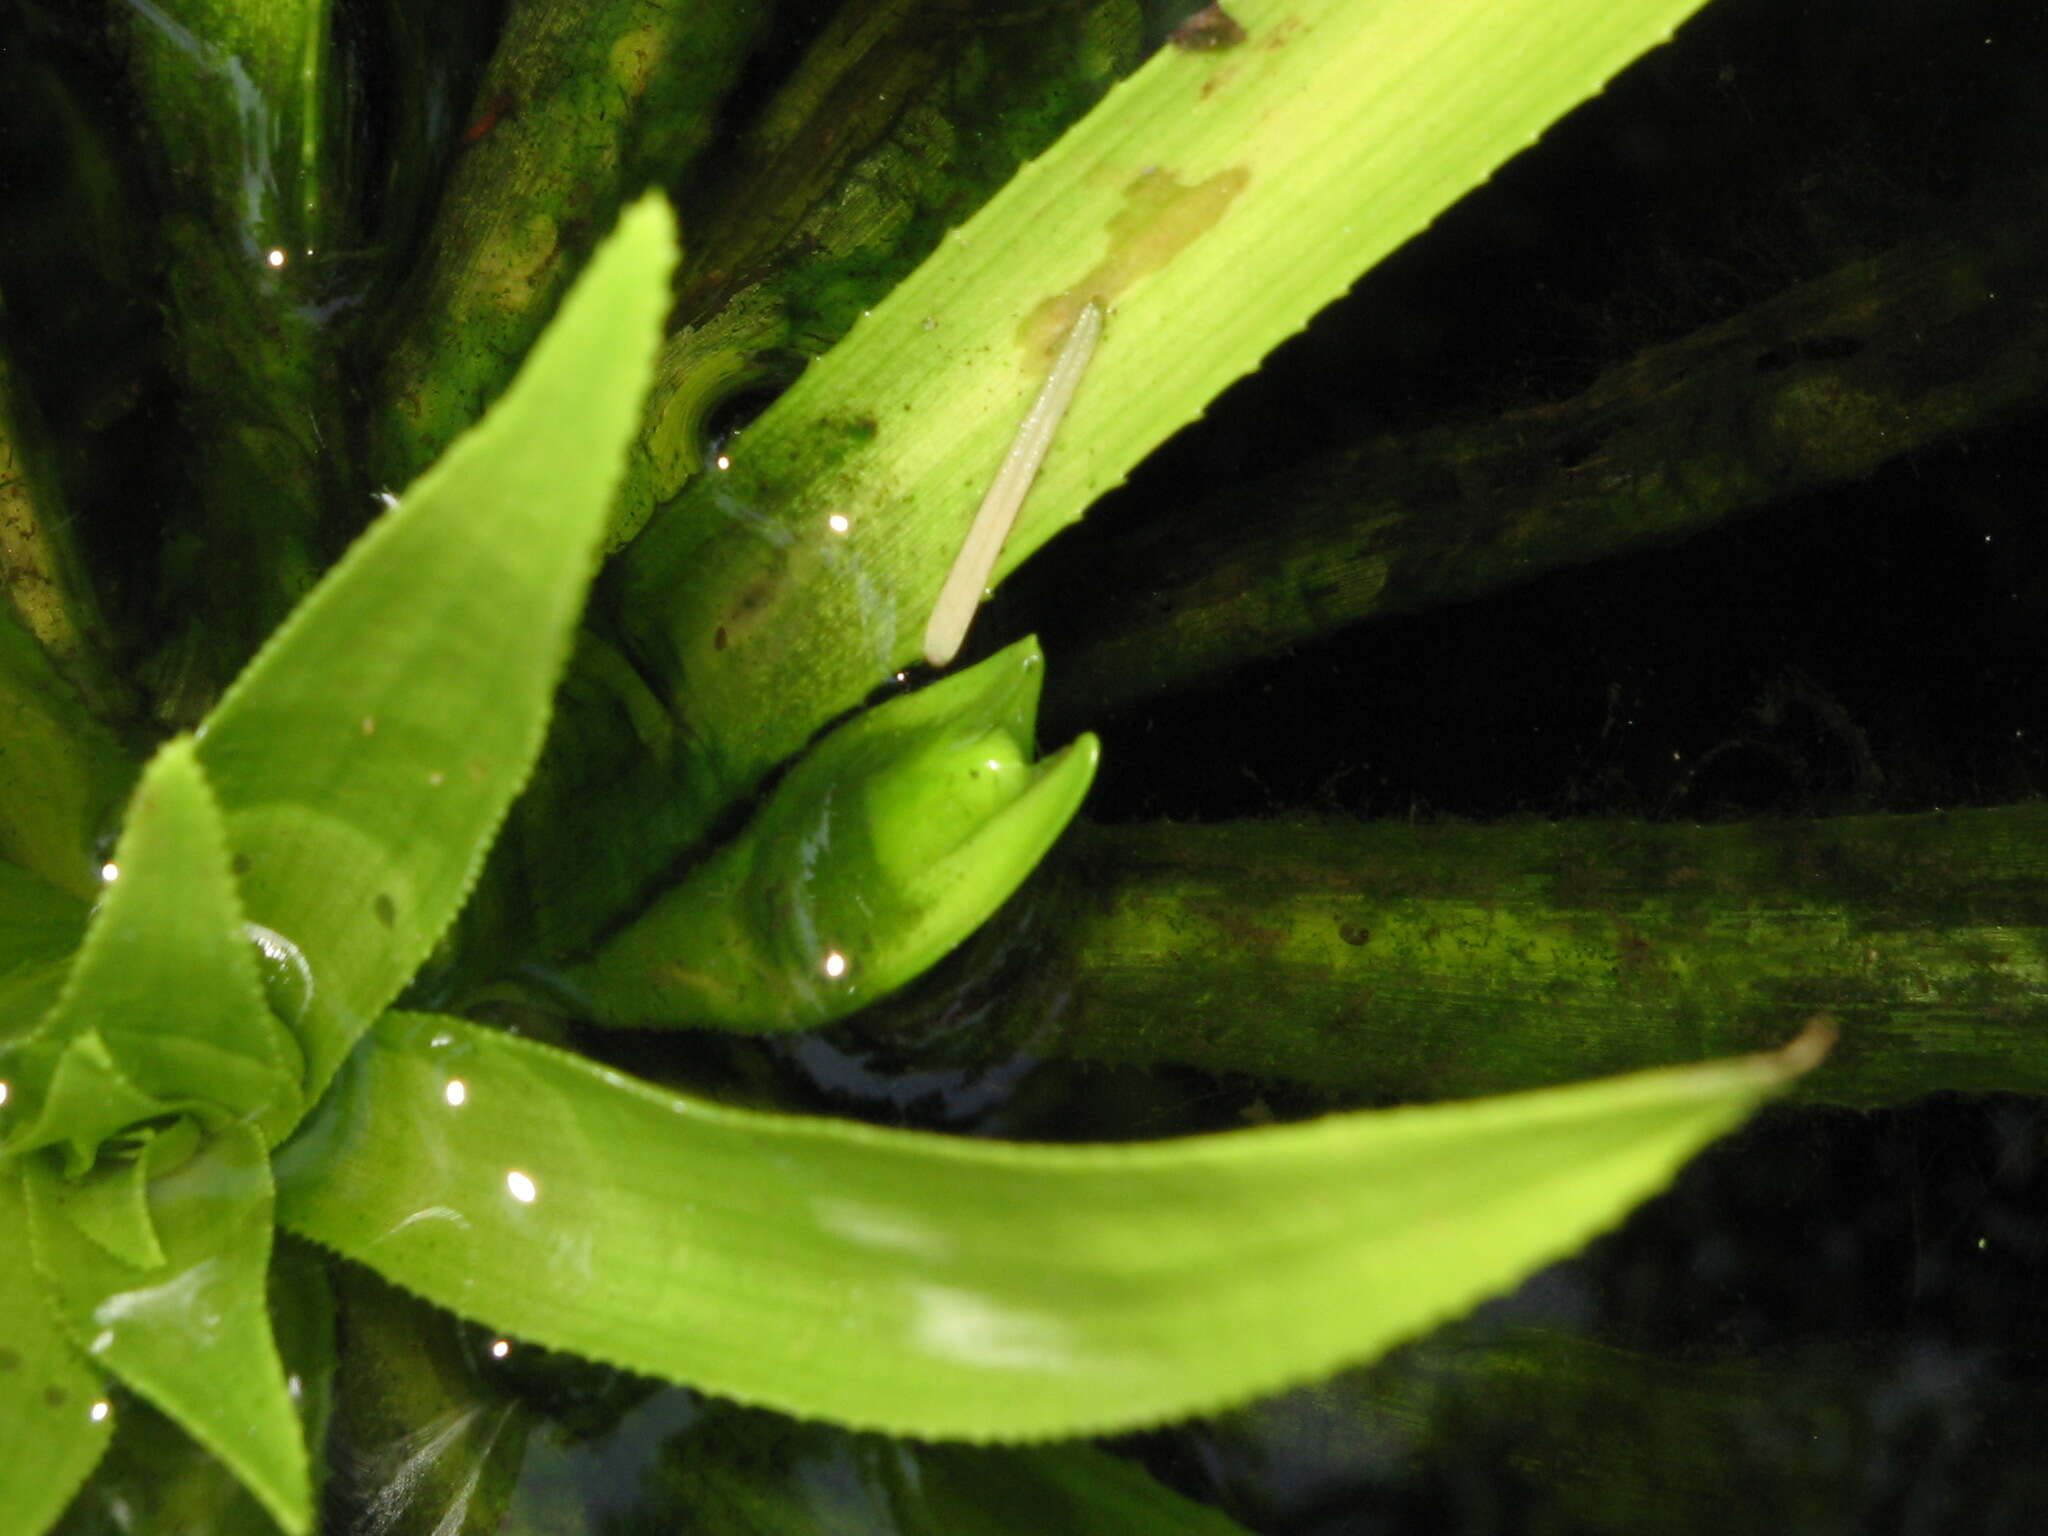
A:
[6,0,2048,1531]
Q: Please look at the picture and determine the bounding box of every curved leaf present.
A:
[277,1011,1827,1440]
[25,1121,306,1534]
[189,194,677,1103]
[1,737,294,1175]
[607,0,1719,847]
[561,637,1099,1031]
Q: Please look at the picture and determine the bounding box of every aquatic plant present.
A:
[3,0,1960,1529]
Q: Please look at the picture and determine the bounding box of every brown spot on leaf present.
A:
[1170,5,1247,50]
[1019,164,1252,356]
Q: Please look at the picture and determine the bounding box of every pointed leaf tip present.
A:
[190,195,678,1103]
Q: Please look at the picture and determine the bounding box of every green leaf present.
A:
[34,1125,187,1270]
[24,1121,308,1534]
[43,1245,335,1536]
[189,193,677,1102]
[0,737,296,1175]
[627,1403,1250,1534]
[607,0,1718,844]
[38,1396,282,1536]
[277,1011,1827,1440]
[326,1263,540,1536]
[562,636,1099,1031]
[0,1167,114,1536]
[0,863,89,1051]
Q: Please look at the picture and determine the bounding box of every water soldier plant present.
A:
[10,0,1982,1529]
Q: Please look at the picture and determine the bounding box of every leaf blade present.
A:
[0,1166,114,1536]
[24,1121,309,1534]
[610,0,1719,845]
[1,736,293,1171]
[277,1011,1825,1440]
[191,195,677,1100]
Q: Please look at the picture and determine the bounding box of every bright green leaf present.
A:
[0,1167,114,1536]
[608,0,1719,847]
[190,194,677,1104]
[34,1126,182,1270]
[0,737,297,1173]
[278,1011,1827,1441]
[41,1246,337,1536]
[25,1121,308,1534]
[561,636,1099,1031]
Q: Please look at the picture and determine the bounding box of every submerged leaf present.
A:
[186,194,677,1105]
[637,1402,1250,1534]
[561,636,1098,1031]
[277,1011,1827,1441]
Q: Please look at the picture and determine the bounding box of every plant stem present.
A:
[364,0,769,495]
[119,0,349,721]
[863,805,2048,1109]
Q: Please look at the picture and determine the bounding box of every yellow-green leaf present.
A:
[278,1011,1826,1440]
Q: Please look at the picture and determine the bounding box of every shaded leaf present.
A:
[605,1399,1248,1534]
[45,1397,281,1536]
[278,1011,1826,1440]
[0,607,134,903]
